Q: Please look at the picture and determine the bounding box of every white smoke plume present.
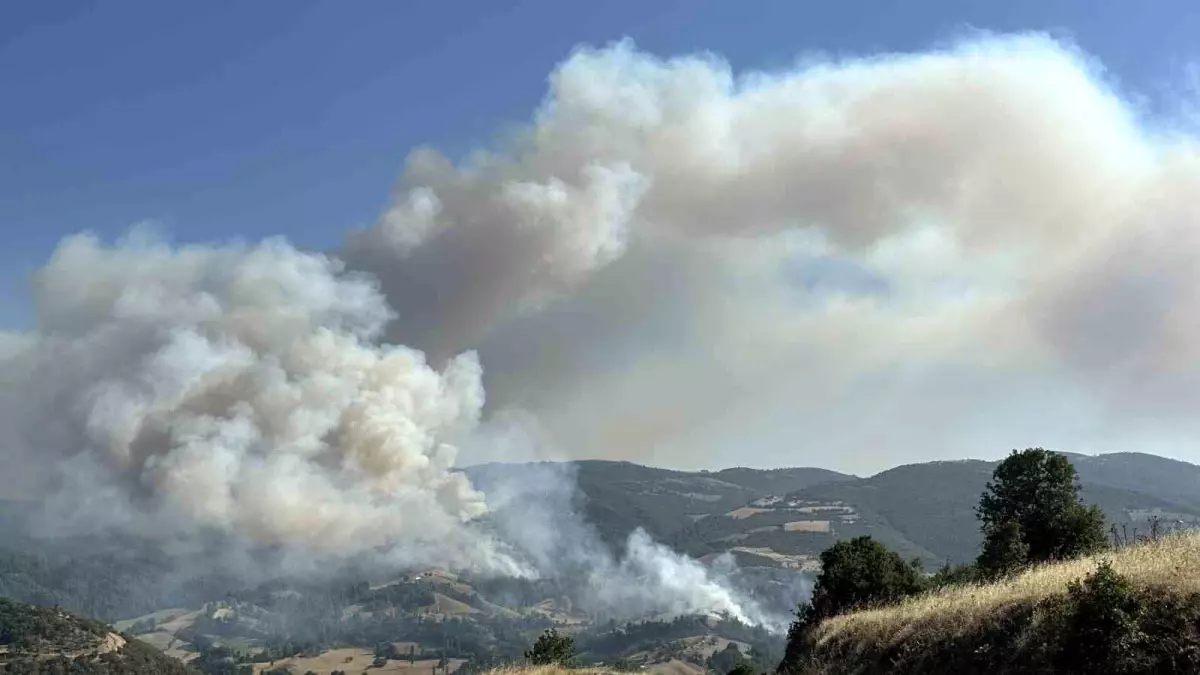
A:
[0,231,525,576]
[7,31,1200,628]
[347,34,1200,471]
[468,459,782,630]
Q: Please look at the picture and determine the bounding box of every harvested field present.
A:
[253,649,463,674]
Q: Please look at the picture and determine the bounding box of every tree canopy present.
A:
[977,448,1106,574]
[804,536,927,622]
[779,536,926,673]
[525,628,576,666]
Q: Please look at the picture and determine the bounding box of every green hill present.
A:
[669,454,1200,569]
[0,597,197,674]
[465,460,855,547]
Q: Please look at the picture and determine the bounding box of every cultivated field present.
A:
[252,649,464,674]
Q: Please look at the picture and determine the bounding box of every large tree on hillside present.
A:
[525,628,576,666]
[977,448,1106,574]
[778,536,926,673]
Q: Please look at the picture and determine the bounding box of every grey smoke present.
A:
[348,34,1200,471]
[5,31,1200,628]
[468,457,784,630]
[0,231,526,576]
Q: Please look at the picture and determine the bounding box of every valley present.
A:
[4,452,1198,674]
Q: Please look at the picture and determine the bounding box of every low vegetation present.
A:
[797,533,1200,673]
[524,629,575,666]
[778,448,1200,674]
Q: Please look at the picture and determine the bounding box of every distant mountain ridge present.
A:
[0,452,1196,673]
[464,460,855,547]
[1,452,1197,625]
[470,453,1200,569]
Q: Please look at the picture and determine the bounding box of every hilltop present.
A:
[794,532,1200,674]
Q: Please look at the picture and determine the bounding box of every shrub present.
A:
[779,536,926,673]
[1055,559,1145,674]
[525,628,576,665]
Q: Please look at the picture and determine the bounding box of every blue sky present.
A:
[3,0,1199,329]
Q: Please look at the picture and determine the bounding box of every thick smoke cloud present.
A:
[6,31,1200,627]
[0,232,525,575]
[347,34,1200,471]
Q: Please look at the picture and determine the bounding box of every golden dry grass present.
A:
[813,531,1200,651]
[484,668,619,675]
[784,520,831,533]
[726,507,771,519]
[483,661,701,675]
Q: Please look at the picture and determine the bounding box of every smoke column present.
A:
[0,231,527,576]
[347,34,1200,470]
[5,32,1200,626]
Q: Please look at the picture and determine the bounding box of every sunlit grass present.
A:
[812,532,1200,651]
[485,668,622,675]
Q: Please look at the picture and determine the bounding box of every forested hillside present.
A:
[662,454,1200,569]
[0,597,198,674]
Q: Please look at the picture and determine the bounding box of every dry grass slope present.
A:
[802,532,1200,674]
[485,668,616,675]
[817,532,1200,645]
[484,663,699,675]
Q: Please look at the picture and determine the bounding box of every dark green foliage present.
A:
[789,560,1200,674]
[1054,560,1145,674]
[929,561,979,588]
[728,664,756,675]
[779,537,926,673]
[374,641,401,659]
[759,454,1190,569]
[977,449,1108,573]
[524,628,575,665]
[803,536,927,621]
[0,597,199,674]
[190,643,254,674]
[0,596,109,653]
[976,520,1029,578]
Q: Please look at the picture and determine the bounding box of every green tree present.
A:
[778,536,926,673]
[977,448,1107,573]
[803,536,927,621]
[929,560,979,588]
[525,628,576,666]
[976,519,1030,578]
